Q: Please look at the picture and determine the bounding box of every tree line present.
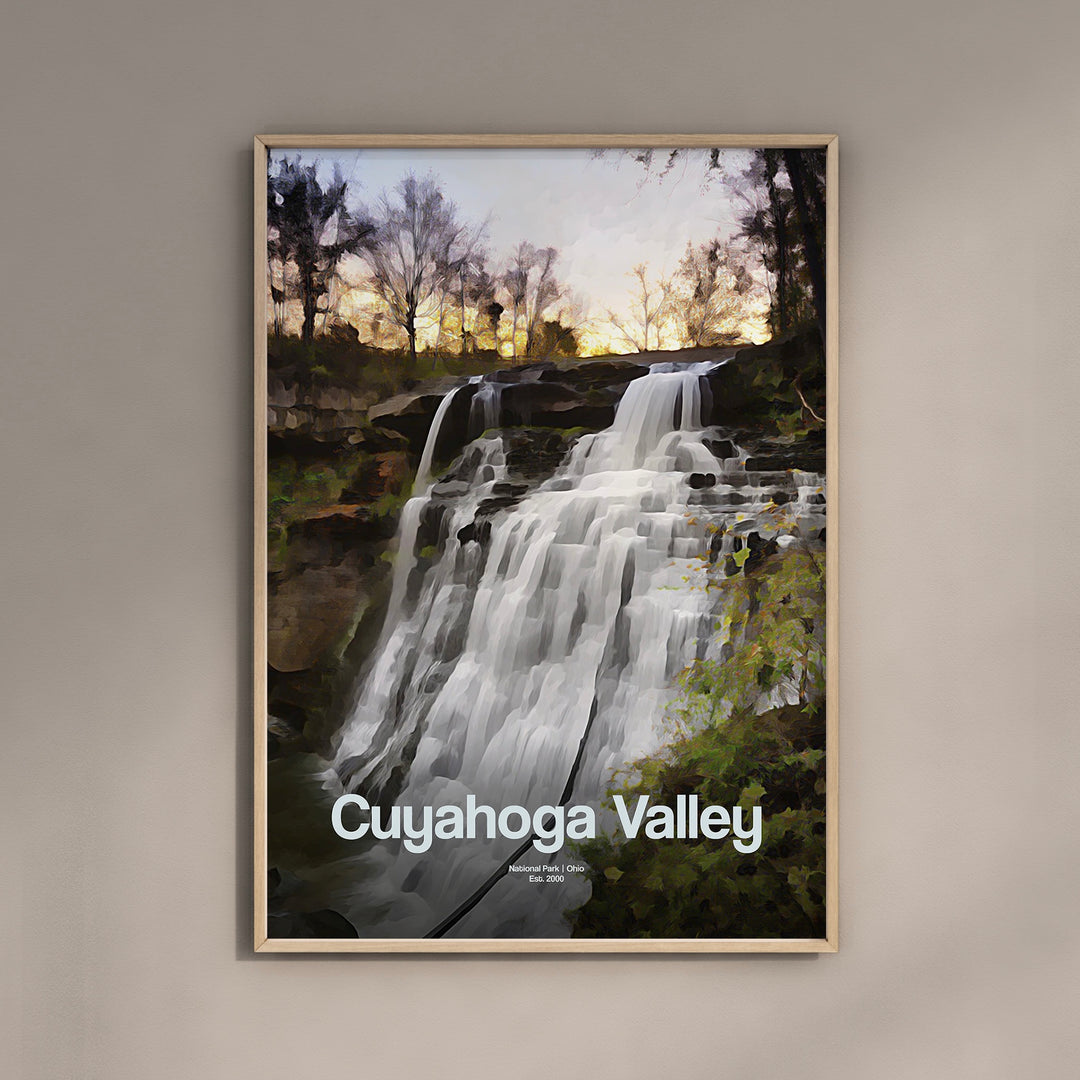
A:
[267,162,582,362]
[620,147,827,343]
[266,149,826,362]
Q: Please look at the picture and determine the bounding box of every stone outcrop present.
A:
[267,503,399,674]
[357,335,823,473]
[741,429,826,474]
[363,360,648,453]
[268,377,386,449]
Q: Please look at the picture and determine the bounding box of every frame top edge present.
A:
[255,133,838,149]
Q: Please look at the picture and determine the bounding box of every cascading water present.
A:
[329,362,825,938]
[382,378,480,631]
[469,378,503,434]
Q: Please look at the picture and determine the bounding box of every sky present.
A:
[269,147,762,351]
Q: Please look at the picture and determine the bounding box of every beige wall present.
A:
[4,1,1079,1076]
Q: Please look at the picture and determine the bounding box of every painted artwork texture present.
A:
[264,146,828,941]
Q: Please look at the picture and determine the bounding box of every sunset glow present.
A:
[267,147,784,358]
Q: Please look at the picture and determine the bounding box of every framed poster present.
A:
[254,134,837,952]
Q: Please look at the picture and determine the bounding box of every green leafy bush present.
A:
[569,547,826,938]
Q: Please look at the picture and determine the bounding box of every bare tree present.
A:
[502,242,531,360]
[606,262,674,352]
[429,231,459,360]
[364,173,464,364]
[523,246,562,356]
[602,146,828,341]
[449,226,488,356]
[466,266,503,355]
[500,242,565,360]
[673,240,752,348]
[267,156,375,342]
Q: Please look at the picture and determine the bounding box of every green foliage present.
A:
[683,548,825,726]
[367,485,413,519]
[267,458,353,536]
[530,317,582,358]
[269,333,535,402]
[569,547,826,938]
[775,408,814,438]
[266,452,416,576]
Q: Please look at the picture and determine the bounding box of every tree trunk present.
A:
[782,150,827,341]
[432,300,446,370]
[763,150,788,334]
[460,273,467,356]
[300,262,318,343]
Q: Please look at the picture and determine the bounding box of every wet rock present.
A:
[456,519,492,546]
[498,380,615,429]
[745,533,780,573]
[539,358,649,391]
[502,427,584,481]
[703,436,738,460]
[368,383,457,441]
[688,472,718,489]
[484,362,557,383]
[368,379,480,465]
[708,531,724,563]
[476,494,522,516]
[430,479,471,499]
[724,532,780,577]
[417,501,449,550]
[747,470,793,488]
[743,427,825,473]
[346,426,409,453]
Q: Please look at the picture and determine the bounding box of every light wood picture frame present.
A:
[254,134,838,953]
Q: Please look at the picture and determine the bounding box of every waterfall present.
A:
[469,378,503,435]
[330,362,825,938]
[383,379,479,631]
[415,380,476,492]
